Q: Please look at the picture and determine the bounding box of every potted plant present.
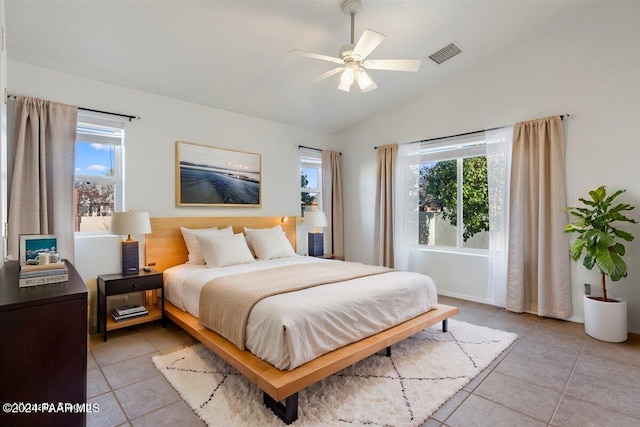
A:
[565,186,637,342]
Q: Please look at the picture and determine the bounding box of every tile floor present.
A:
[87,296,640,427]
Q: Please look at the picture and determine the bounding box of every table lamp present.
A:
[305,211,327,257]
[111,211,152,275]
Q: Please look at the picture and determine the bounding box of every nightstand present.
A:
[97,269,164,342]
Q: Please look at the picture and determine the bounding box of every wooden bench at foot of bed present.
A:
[164,301,459,424]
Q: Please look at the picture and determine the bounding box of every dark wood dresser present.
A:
[0,260,88,427]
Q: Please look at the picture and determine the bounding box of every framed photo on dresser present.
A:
[19,234,58,266]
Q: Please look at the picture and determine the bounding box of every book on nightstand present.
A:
[111,306,149,322]
[113,304,148,316]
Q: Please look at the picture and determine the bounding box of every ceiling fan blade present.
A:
[304,67,344,84]
[355,68,377,93]
[289,49,344,65]
[363,59,422,72]
[351,29,385,60]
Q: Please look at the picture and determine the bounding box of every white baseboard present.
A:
[438,290,585,326]
[437,290,501,306]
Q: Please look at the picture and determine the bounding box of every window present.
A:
[300,149,322,216]
[416,133,489,250]
[74,118,124,233]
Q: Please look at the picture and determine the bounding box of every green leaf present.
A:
[613,243,626,256]
[579,198,597,207]
[609,202,634,214]
[613,228,634,242]
[582,229,601,246]
[604,189,625,205]
[583,252,596,270]
[569,238,585,260]
[595,232,615,248]
[595,248,626,280]
[596,249,627,281]
[589,186,606,203]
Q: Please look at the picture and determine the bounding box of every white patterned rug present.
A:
[153,319,518,426]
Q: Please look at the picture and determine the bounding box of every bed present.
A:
[145,216,458,424]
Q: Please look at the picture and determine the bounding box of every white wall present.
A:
[7,61,339,330]
[340,2,640,333]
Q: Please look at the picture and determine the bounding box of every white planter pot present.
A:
[583,295,627,342]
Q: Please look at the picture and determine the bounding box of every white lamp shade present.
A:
[304,211,327,229]
[110,211,152,236]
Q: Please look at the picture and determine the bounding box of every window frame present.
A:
[414,133,489,254]
[74,116,125,235]
[300,149,322,216]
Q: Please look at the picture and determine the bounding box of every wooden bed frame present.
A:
[145,216,459,424]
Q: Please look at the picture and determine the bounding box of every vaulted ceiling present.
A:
[6,0,598,133]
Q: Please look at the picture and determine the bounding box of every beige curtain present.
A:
[374,144,397,267]
[321,150,344,257]
[7,96,78,262]
[507,116,571,318]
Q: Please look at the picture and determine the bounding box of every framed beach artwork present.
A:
[19,234,58,265]
[176,141,262,207]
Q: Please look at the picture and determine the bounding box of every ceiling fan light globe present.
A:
[356,69,372,88]
[337,79,352,92]
[361,80,377,93]
[341,66,355,85]
[356,68,377,92]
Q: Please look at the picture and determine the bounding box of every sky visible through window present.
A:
[75,141,114,177]
[302,166,318,188]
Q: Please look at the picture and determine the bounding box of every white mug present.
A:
[37,253,50,265]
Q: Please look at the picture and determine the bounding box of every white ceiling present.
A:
[6,0,599,133]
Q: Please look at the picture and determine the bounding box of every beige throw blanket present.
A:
[198,261,392,350]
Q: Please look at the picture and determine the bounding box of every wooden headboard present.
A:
[145,216,297,272]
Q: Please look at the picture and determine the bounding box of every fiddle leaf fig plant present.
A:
[565,186,637,302]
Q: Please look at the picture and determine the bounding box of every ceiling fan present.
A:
[290,0,421,93]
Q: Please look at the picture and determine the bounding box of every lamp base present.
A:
[121,240,140,275]
[308,233,324,257]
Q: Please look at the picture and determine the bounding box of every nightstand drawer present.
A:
[105,275,160,295]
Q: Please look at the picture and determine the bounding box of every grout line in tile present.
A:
[90,348,136,426]
[547,334,588,425]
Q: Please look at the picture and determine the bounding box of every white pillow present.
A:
[195,233,255,268]
[245,228,296,260]
[181,225,233,264]
[243,225,283,256]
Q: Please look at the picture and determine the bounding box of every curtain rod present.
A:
[6,94,141,122]
[298,144,341,156]
[374,114,570,150]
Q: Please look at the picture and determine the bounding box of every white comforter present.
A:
[164,256,438,370]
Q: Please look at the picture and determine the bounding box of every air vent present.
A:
[428,43,462,65]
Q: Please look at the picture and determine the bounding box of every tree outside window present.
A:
[300,151,322,216]
[74,121,123,233]
[418,155,489,249]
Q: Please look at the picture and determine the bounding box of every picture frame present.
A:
[19,234,58,265]
[176,141,261,207]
